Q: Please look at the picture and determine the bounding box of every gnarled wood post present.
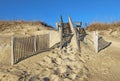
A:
[68,16,80,51]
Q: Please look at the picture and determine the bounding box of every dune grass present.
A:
[85,22,120,31]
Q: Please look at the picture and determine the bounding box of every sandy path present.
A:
[85,36,120,81]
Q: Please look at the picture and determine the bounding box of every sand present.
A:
[81,31,120,81]
[0,22,120,81]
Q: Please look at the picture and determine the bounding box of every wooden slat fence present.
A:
[11,34,49,65]
[93,31,111,53]
[36,34,49,52]
[98,37,111,52]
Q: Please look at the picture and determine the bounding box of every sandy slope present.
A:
[0,47,89,81]
[0,21,120,81]
[81,32,120,81]
[0,31,119,81]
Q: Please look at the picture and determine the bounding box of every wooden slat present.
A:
[12,34,49,64]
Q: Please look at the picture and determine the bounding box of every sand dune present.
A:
[0,21,120,81]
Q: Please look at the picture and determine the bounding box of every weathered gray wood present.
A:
[56,22,59,30]
[11,34,49,64]
[93,31,98,53]
[47,33,50,48]
[34,35,37,52]
[60,16,63,49]
[68,16,80,51]
[56,22,62,49]
[11,36,14,65]
[68,16,76,34]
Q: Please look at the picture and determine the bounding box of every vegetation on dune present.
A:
[85,22,120,31]
[0,20,54,31]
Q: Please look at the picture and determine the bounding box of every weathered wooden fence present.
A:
[11,34,49,65]
[93,31,111,53]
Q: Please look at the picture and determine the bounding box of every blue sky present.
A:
[0,0,120,28]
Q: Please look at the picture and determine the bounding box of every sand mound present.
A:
[0,20,120,81]
[0,45,89,81]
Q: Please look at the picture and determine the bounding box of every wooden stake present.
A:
[11,36,14,65]
[60,16,63,50]
[68,16,80,51]
[34,35,37,52]
[94,31,98,53]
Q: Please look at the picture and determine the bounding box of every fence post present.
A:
[68,16,80,52]
[48,33,51,48]
[56,22,59,30]
[11,36,14,65]
[59,16,63,50]
[94,31,98,53]
[34,35,37,52]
